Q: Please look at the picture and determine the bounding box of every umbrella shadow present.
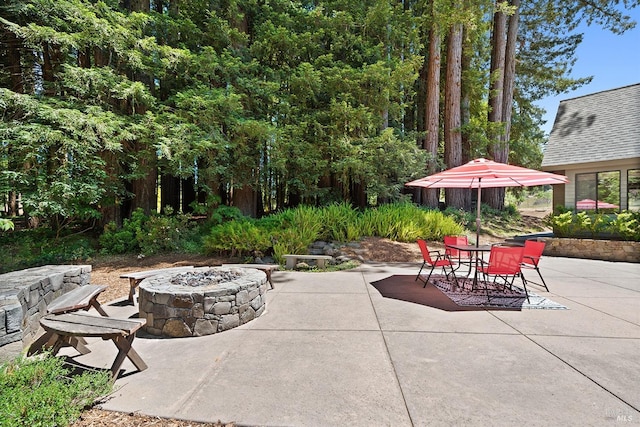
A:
[369,275,521,312]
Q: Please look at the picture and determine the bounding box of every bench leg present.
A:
[128,278,139,303]
[110,335,147,378]
[29,331,91,356]
[66,336,91,355]
[265,271,274,289]
[285,257,296,269]
[317,259,326,268]
[90,299,110,317]
[27,331,56,356]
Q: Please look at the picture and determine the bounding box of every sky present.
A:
[534,6,640,135]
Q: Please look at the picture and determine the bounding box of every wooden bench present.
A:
[120,266,195,303]
[283,254,333,270]
[28,285,109,356]
[221,264,279,289]
[47,284,109,316]
[33,312,147,379]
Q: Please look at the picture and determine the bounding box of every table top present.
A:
[445,244,492,252]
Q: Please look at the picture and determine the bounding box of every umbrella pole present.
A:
[476,179,481,247]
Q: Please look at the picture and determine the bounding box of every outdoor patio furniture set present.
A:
[415,236,548,303]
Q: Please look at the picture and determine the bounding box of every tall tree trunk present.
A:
[501,0,519,150]
[233,185,257,217]
[489,0,520,211]
[486,1,508,209]
[4,28,23,93]
[42,42,57,95]
[161,174,180,213]
[422,24,441,208]
[4,28,23,215]
[130,153,158,215]
[444,23,465,209]
[182,177,197,213]
[460,25,472,211]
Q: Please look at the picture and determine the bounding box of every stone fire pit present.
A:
[138,267,268,338]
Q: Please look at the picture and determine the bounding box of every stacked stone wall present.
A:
[139,268,268,338]
[541,238,639,263]
[0,265,91,348]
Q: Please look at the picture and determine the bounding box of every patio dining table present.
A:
[444,244,492,289]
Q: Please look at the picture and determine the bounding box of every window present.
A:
[575,171,620,212]
[629,169,640,212]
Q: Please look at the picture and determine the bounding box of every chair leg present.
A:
[415,261,426,281]
[446,264,459,288]
[423,265,436,288]
[520,275,530,303]
[535,267,549,291]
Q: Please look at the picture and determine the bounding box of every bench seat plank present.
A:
[41,312,145,337]
[36,312,147,379]
[119,266,195,281]
[120,266,195,302]
[47,284,107,315]
[221,264,279,289]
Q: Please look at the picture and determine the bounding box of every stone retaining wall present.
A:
[541,238,639,263]
[0,265,91,348]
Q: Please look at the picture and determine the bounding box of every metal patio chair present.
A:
[415,239,459,288]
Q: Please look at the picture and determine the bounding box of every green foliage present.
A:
[0,219,14,231]
[201,202,464,262]
[99,208,148,254]
[319,202,361,242]
[549,210,640,241]
[2,0,637,232]
[0,228,96,274]
[202,220,272,257]
[271,228,313,264]
[137,212,194,255]
[0,353,111,427]
[99,208,199,255]
[359,203,464,242]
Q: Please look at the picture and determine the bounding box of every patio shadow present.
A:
[369,274,521,312]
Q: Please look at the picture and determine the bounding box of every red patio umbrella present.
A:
[576,199,619,210]
[405,158,569,245]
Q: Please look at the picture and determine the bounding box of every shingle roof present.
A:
[541,83,640,168]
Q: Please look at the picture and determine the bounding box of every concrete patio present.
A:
[37,257,640,425]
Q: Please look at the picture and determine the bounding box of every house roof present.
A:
[541,83,640,169]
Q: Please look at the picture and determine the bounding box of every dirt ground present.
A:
[73,215,547,427]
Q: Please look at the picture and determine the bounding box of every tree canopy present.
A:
[0,0,637,229]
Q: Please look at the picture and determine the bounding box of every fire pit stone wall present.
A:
[138,267,268,338]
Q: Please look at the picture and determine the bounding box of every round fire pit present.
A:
[138,267,268,338]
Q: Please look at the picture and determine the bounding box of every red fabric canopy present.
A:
[405,158,569,189]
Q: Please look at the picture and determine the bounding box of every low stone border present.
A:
[541,238,639,263]
[0,265,91,348]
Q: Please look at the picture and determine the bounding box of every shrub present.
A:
[271,228,313,263]
[0,354,111,427]
[0,228,96,273]
[548,210,640,241]
[360,202,464,242]
[319,202,361,241]
[99,209,200,255]
[0,218,14,231]
[99,208,148,254]
[137,212,194,255]
[203,219,272,257]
